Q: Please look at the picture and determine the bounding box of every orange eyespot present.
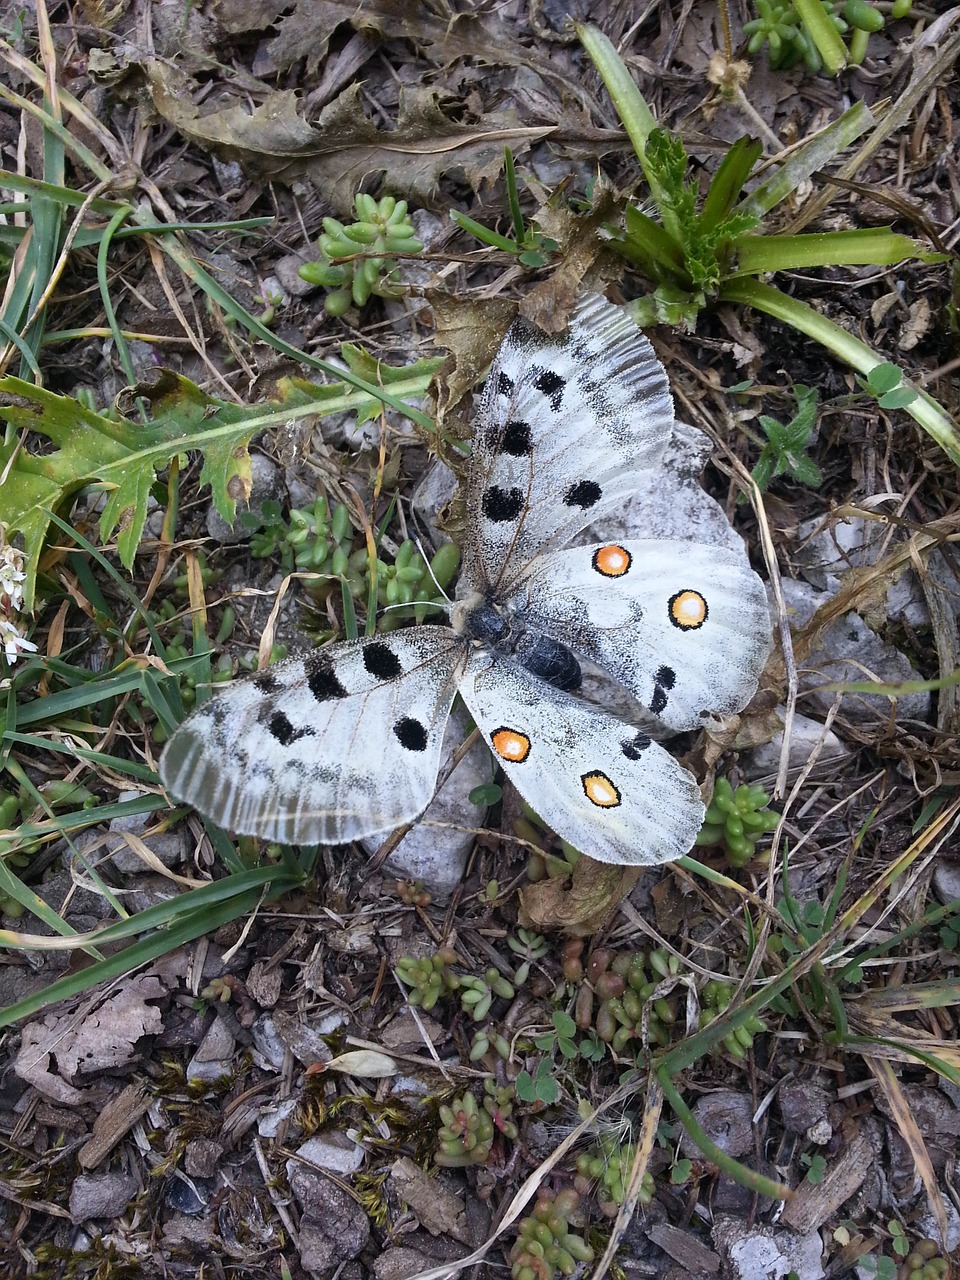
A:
[592,544,632,578]
[491,727,531,764]
[668,589,708,630]
[581,771,621,809]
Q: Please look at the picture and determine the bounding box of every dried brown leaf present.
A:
[142,66,552,213]
[518,858,641,934]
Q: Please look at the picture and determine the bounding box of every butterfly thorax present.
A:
[452,588,582,693]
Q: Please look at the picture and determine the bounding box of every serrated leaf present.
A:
[1,357,439,611]
[0,372,255,609]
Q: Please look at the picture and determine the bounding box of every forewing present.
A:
[463,293,674,591]
[159,627,464,845]
[459,654,704,866]
[512,539,770,731]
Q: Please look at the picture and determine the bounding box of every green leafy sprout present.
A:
[451,147,559,267]
[748,383,823,493]
[575,24,959,467]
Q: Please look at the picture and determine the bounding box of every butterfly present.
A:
[159,293,770,865]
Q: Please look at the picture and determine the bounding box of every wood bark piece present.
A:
[78,1081,152,1170]
[781,1126,874,1232]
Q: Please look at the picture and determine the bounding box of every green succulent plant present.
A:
[695,777,780,867]
[509,1188,594,1280]
[244,496,459,630]
[699,978,767,1060]
[575,946,679,1054]
[299,194,424,315]
[395,947,460,1011]
[434,1081,517,1168]
[574,1133,654,1216]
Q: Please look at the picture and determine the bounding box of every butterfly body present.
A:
[160,293,771,864]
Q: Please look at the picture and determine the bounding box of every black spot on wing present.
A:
[394,717,428,752]
[268,711,313,746]
[363,641,403,680]
[621,731,651,760]
[563,479,602,510]
[252,669,282,694]
[533,367,565,410]
[651,665,676,716]
[499,420,533,457]
[305,655,348,702]
[481,485,525,523]
[496,371,515,396]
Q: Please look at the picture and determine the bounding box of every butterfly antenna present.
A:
[413,532,456,606]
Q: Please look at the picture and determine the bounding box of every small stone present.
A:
[743,711,851,780]
[932,859,960,907]
[185,1017,235,1082]
[713,1216,824,1280]
[290,1133,365,1178]
[184,1138,224,1179]
[780,579,931,724]
[779,1079,831,1135]
[274,253,319,298]
[679,1090,754,1159]
[69,1171,138,1222]
[373,1247,437,1280]
[290,1177,370,1274]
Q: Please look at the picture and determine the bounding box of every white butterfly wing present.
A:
[159,627,464,844]
[511,539,770,731]
[463,293,675,590]
[458,653,705,866]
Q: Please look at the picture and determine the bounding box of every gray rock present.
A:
[289,1132,365,1178]
[679,1090,754,1159]
[932,859,960,907]
[184,1138,224,1179]
[713,1216,824,1280]
[273,253,318,298]
[778,1079,831,1136]
[780,578,931,724]
[373,1247,437,1280]
[69,1171,139,1222]
[289,1174,370,1274]
[743,711,851,781]
[251,1014,287,1071]
[185,1016,235,1083]
[916,1196,960,1253]
[794,513,930,628]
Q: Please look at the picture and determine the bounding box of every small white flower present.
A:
[0,617,37,663]
[0,546,27,612]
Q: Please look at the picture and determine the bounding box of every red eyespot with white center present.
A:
[592,544,632,578]
[581,770,622,808]
[491,727,531,764]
